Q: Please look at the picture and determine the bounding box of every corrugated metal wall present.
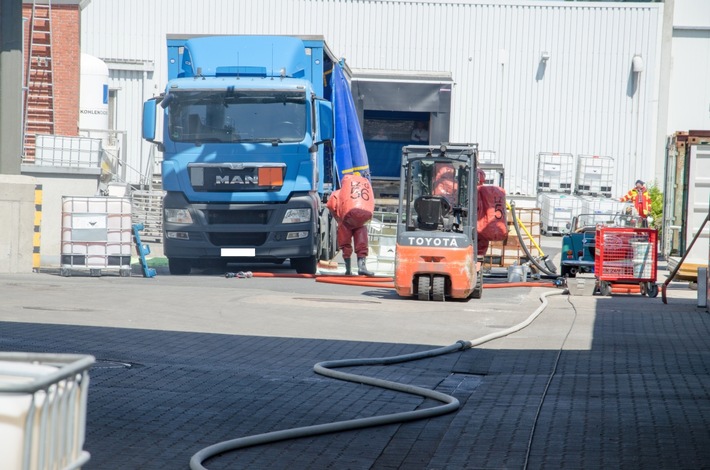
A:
[668,0,710,134]
[81,0,663,196]
[106,67,153,185]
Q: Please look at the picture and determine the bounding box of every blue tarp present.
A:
[332,63,370,183]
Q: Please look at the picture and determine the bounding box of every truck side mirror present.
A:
[142,99,158,142]
[317,100,334,142]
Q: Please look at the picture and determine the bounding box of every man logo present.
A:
[215,175,258,185]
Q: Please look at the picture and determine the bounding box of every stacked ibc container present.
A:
[573,154,625,219]
[537,193,583,235]
[478,150,504,186]
[579,195,628,216]
[536,152,574,193]
[574,154,614,197]
[536,152,580,235]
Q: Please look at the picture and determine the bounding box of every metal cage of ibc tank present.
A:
[478,150,504,187]
[594,226,658,297]
[366,211,397,275]
[0,352,95,470]
[537,193,583,235]
[574,154,614,197]
[60,196,133,277]
[536,152,574,194]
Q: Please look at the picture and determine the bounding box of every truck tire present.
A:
[322,217,338,261]
[169,258,192,275]
[291,256,317,275]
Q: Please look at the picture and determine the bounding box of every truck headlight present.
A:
[282,208,311,224]
[165,208,193,224]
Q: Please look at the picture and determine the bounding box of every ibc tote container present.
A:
[60,196,133,277]
[537,193,582,235]
[478,150,503,186]
[366,211,397,275]
[580,195,628,215]
[536,152,574,194]
[0,353,94,470]
[574,154,614,197]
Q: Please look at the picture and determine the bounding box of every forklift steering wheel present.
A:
[435,196,452,215]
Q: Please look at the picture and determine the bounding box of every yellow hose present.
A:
[506,200,546,256]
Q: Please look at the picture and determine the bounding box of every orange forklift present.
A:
[394,144,482,300]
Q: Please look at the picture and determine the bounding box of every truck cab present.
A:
[142,36,341,274]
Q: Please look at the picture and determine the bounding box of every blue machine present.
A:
[143,36,368,275]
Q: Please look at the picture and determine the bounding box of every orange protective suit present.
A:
[326,175,374,259]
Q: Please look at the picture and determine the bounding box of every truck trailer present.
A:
[142,35,359,274]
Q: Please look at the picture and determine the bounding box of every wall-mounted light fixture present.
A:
[632,54,644,73]
[540,51,550,63]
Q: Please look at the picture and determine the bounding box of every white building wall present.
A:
[81,0,666,197]
[667,0,710,134]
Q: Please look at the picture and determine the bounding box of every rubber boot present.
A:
[344,258,352,275]
[357,257,375,277]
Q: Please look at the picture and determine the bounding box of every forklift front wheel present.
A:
[432,276,446,301]
[417,276,431,301]
[471,271,483,299]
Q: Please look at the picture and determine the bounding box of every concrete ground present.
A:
[1,235,708,469]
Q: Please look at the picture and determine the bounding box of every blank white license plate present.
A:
[221,248,255,257]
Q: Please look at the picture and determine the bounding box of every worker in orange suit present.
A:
[475,167,490,257]
[326,179,375,277]
[620,179,651,227]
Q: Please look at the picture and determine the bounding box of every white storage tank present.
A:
[79,53,109,133]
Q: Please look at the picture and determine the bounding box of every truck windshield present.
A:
[167,89,307,143]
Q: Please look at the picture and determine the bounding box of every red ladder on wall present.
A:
[23,0,55,161]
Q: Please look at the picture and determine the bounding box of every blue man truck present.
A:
[142,35,361,275]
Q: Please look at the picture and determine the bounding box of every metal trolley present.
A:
[594,227,659,297]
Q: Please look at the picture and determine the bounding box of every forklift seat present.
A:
[414,196,451,230]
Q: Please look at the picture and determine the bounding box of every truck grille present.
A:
[209,232,268,247]
[207,210,269,225]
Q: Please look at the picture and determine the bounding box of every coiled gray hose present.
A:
[190,290,566,469]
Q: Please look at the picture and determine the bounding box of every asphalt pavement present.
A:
[1,236,709,469]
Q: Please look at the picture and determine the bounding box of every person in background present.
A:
[371,128,387,140]
[620,179,652,227]
[410,121,429,143]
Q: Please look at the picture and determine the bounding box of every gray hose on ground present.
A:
[189,289,566,469]
[510,200,558,277]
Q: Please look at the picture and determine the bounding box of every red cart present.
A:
[594,226,659,297]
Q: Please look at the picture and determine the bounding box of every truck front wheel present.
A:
[169,258,192,275]
[291,256,317,275]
